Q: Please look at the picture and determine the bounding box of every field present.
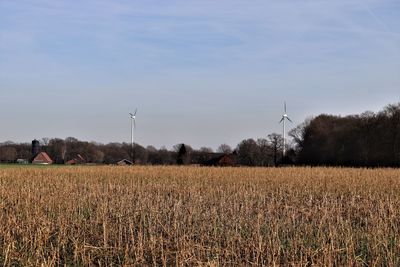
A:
[0,166,399,266]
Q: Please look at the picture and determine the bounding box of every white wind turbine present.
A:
[129,109,137,161]
[279,102,292,157]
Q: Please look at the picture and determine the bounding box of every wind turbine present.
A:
[129,109,137,162]
[279,102,292,157]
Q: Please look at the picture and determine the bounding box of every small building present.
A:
[117,159,133,166]
[66,159,78,165]
[16,159,29,164]
[66,154,86,165]
[203,154,237,167]
[32,152,53,165]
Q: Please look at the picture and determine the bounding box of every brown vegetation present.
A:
[0,166,399,266]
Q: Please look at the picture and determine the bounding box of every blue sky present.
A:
[0,0,399,149]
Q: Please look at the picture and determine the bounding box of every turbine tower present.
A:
[279,102,292,157]
[129,109,137,162]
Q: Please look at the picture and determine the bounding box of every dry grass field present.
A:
[0,166,399,266]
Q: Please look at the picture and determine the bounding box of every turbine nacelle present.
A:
[280,114,292,123]
[129,109,137,120]
[280,102,292,123]
[280,115,292,123]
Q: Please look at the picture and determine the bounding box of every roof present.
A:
[66,159,78,165]
[117,159,133,165]
[77,154,85,162]
[203,153,236,167]
[32,152,53,164]
[66,154,86,165]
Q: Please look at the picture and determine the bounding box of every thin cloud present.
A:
[0,0,399,147]
[358,0,398,36]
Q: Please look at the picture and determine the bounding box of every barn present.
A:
[32,152,53,165]
[203,153,237,167]
[66,154,86,165]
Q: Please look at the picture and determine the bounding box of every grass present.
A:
[0,163,65,169]
[0,166,399,266]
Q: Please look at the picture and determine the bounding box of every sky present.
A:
[0,0,399,149]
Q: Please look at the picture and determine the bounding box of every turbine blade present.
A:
[279,117,284,123]
[284,101,287,114]
[287,117,293,123]
[134,108,138,116]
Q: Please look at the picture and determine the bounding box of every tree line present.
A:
[0,103,399,167]
[0,135,285,166]
[290,103,400,167]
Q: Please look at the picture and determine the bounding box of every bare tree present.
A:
[289,118,311,151]
[173,144,193,153]
[41,137,50,146]
[146,145,157,153]
[267,133,283,166]
[236,139,261,166]
[217,144,232,154]
[0,146,17,162]
[199,147,214,153]
[257,138,273,166]
[48,138,66,164]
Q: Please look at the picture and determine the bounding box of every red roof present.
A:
[66,159,77,165]
[32,152,53,164]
